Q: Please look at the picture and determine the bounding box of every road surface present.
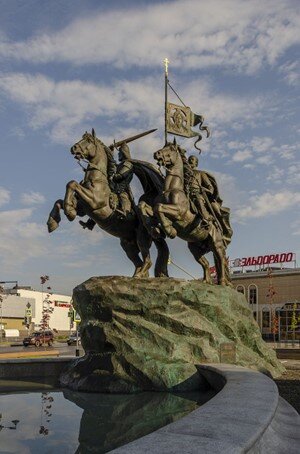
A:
[0,342,83,358]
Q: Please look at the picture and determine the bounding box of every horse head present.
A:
[153,140,180,170]
[70,128,100,162]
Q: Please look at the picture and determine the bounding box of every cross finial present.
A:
[164,57,169,76]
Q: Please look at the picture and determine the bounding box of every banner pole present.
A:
[164,58,169,144]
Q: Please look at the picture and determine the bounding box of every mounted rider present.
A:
[111,142,134,216]
[79,142,134,230]
[188,155,214,226]
[187,155,232,245]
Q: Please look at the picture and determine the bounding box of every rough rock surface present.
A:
[60,276,284,392]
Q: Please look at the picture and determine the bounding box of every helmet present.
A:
[119,143,131,160]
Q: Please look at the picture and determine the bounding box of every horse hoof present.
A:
[133,267,143,277]
[203,279,212,285]
[47,217,58,233]
[155,272,169,277]
[167,227,177,239]
[65,210,77,221]
[133,270,149,278]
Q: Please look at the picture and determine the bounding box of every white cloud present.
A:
[0,208,47,266]
[0,72,163,143]
[0,205,107,272]
[227,141,247,150]
[221,135,299,173]
[0,208,33,228]
[208,170,244,209]
[181,80,271,129]
[266,166,285,182]
[0,187,10,206]
[21,191,46,205]
[0,0,298,76]
[287,163,300,185]
[232,150,252,162]
[250,136,274,153]
[236,190,300,219]
[0,72,271,144]
[277,143,297,160]
[279,61,300,86]
[256,155,273,165]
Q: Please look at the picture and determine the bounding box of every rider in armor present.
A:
[188,155,214,225]
[79,142,134,230]
[111,142,134,216]
[188,155,232,245]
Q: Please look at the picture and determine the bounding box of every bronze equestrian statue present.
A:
[47,129,169,278]
[138,140,233,286]
[47,129,232,285]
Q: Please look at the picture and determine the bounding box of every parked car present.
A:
[67,333,81,346]
[23,331,54,347]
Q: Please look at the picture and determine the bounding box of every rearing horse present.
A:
[47,129,169,278]
[139,141,231,286]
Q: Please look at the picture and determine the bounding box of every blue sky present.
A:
[0,0,299,294]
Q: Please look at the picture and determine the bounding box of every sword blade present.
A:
[110,128,157,149]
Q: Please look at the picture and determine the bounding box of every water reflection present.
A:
[64,389,209,453]
[39,392,54,435]
[0,416,20,431]
[0,388,214,453]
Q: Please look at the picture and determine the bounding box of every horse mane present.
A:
[103,144,117,179]
[89,133,116,179]
[174,144,194,195]
[81,132,117,179]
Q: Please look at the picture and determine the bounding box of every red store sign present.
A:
[230,252,295,268]
[54,301,71,308]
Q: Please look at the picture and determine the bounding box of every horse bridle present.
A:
[74,136,107,179]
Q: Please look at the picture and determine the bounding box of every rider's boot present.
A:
[79,219,96,231]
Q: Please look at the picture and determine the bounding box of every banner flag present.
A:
[166,102,210,145]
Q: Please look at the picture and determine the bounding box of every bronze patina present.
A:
[47,131,233,285]
[138,140,232,286]
[47,129,169,278]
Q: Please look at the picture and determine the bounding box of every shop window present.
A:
[248,284,258,305]
[236,285,245,294]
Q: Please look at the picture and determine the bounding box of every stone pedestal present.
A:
[60,276,284,392]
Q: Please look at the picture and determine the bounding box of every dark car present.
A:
[23,331,54,347]
[67,333,81,346]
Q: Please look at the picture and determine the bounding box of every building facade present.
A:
[231,267,300,341]
[0,285,72,334]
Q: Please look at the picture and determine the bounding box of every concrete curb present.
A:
[0,357,72,379]
[111,364,300,454]
[0,350,60,359]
